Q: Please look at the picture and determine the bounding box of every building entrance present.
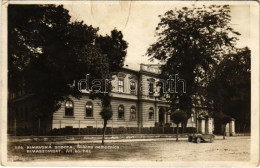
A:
[159,108,165,125]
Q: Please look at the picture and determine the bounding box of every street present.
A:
[8,136,250,162]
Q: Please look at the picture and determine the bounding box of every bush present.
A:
[126,127,138,134]
[97,128,103,135]
[105,127,112,135]
[113,127,126,134]
[140,127,150,134]
[48,126,197,136]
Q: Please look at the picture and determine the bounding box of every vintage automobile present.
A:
[188,133,215,143]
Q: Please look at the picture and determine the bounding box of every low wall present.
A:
[13,126,196,136]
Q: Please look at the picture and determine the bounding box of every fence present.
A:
[50,119,197,135]
[12,119,196,136]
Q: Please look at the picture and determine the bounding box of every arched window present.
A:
[149,107,154,120]
[130,106,136,120]
[65,100,74,116]
[86,102,93,117]
[118,105,124,119]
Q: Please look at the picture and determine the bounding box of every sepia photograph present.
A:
[1,1,259,167]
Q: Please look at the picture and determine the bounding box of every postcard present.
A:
[1,1,259,167]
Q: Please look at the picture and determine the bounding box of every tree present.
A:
[96,29,128,72]
[99,94,113,145]
[147,5,240,128]
[89,30,127,145]
[170,109,187,141]
[207,47,251,134]
[8,5,128,136]
[9,5,81,130]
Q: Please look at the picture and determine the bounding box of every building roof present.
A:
[122,62,162,75]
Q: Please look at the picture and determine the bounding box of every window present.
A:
[149,83,154,95]
[118,105,124,119]
[65,100,74,116]
[130,81,136,94]
[130,106,136,120]
[118,79,124,93]
[149,107,154,120]
[86,102,93,117]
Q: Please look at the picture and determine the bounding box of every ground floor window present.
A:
[149,107,154,120]
[130,106,136,120]
[86,101,93,117]
[118,105,124,119]
[65,100,74,116]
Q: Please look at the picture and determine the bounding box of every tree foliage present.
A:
[170,109,187,141]
[207,47,251,132]
[8,5,128,123]
[171,109,188,125]
[147,5,240,118]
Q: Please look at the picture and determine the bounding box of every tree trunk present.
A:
[176,124,179,141]
[102,120,107,145]
[223,124,226,140]
[183,119,188,133]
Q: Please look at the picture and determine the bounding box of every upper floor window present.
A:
[130,81,136,94]
[65,100,74,116]
[86,102,93,117]
[149,107,154,120]
[149,83,154,95]
[130,106,136,120]
[118,78,124,93]
[118,105,124,119]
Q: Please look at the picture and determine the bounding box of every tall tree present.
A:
[147,5,240,126]
[90,30,128,144]
[8,5,128,135]
[207,47,251,133]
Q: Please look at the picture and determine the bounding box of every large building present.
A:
[8,64,200,135]
[52,64,196,131]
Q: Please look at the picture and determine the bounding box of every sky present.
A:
[64,2,250,69]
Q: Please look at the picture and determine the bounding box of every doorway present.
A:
[159,108,165,126]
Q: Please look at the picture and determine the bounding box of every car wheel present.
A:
[196,138,201,144]
[210,137,214,143]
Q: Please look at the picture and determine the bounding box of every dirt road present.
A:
[8,136,250,162]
